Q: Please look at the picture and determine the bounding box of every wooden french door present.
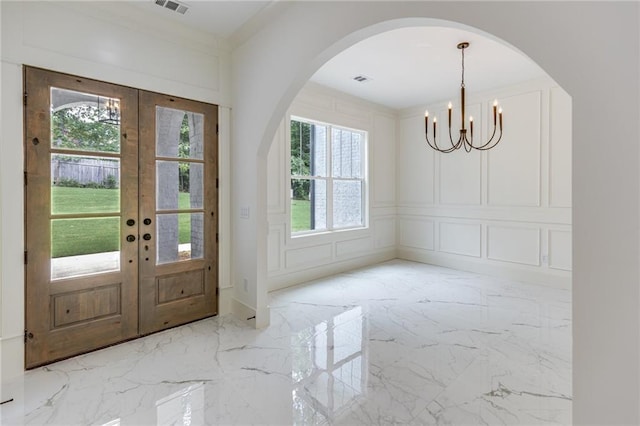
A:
[24,67,218,368]
[138,91,218,335]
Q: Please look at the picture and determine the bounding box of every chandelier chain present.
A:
[461,45,465,88]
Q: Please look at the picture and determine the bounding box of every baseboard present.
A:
[268,249,396,292]
[1,334,24,386]
[230,297,257,328]
[398,247,571,289]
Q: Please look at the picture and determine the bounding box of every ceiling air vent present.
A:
[155,0,189,15]
[353,75,372,83]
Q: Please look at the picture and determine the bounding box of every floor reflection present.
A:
[292,306,368,424]
[156,383,204,426]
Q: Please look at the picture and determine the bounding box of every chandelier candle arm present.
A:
[423,41,504,153]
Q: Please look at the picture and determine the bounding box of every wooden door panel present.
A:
[24,67,139,368]
[138,91,218,335]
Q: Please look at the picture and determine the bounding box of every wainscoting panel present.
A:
[267,122,286,215]
[549,87,572,208]
[267,226,284,272]
[488,226,540,266]
[439,222,481,257]
[399,218,434,250]
[336,237,373,259]
[549,229,572,271]
[374,218,396,249]
[487,91,542,207]
[285,244,333,269]
[372,114,396,207]
[397,116,435,205]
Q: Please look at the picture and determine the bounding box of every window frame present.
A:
[289,115,368,238]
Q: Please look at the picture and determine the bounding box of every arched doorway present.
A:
[230,3,640,423]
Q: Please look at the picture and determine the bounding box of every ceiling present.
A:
[128,0,273,39]
[310,26,547,110]
[124,3,547,110]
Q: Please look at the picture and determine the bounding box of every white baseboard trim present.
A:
[398,247,571,289]
[1,334,25,385]
[268,249,396,292]
[230,297,257,328]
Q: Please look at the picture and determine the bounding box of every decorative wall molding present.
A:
[439,222,482,257]
[487,225,541,266]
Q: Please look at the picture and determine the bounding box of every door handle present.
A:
[126,219,135,226]
[126,235,136,242]
[143,233,152,241]
[143,218,152,225]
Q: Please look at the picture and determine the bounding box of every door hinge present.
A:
[216,233,219,243]
[23,92,27,106]
[216,124,219,135]
[24,330,28,343]
[24,250,28,265]
[216,178,219,189]
[216,287,219,296]
[24,172,27,186]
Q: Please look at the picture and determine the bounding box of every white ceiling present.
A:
[128,0,273,39]
[310,26,547,110]
[123,4,547,110]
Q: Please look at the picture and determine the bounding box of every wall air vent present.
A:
[353,75,372,83]
[154,0,189,15]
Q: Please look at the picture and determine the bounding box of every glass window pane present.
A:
[51,88,120,153]
[156,161,203,210]
[51,217,120,279]
[291,179,326,233]
[312,125,327,177]
[51,154,120,214]
[156,213,204,264]
[290,120,311,176]
[333,180,363,228]
[156,107,204,160]
[332,128,363,178]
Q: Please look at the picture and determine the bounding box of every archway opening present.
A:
[260,18,572,424]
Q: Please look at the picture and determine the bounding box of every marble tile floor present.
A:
[0,260,571,425]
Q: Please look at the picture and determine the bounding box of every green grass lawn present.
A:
[51,187,192,258]
[291,199,311,233]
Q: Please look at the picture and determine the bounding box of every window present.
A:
[290,117,366,235]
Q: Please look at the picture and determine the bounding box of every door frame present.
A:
[24,66,219,368]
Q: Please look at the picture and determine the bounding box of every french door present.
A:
[24,67,218,368]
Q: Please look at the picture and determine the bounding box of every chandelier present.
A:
[97,96,120,126]
[424,42,503,153]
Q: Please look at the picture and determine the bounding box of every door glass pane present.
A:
[156,107,204,160]
[333,180,363,228]
[51,88,120,153]
[156,161,203,210]
[51,217,120,279]
[51,154,120,214]
[291,178,327,233]
[156,213,204,264]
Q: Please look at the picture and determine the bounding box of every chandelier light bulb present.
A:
[425,110,429,117]
[493,99,498,107]
[448,102,452,109]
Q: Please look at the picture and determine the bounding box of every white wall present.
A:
[231,2,640,423]
[266,83,396,291]
[0,1,233,384]
[397,78,572,286]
